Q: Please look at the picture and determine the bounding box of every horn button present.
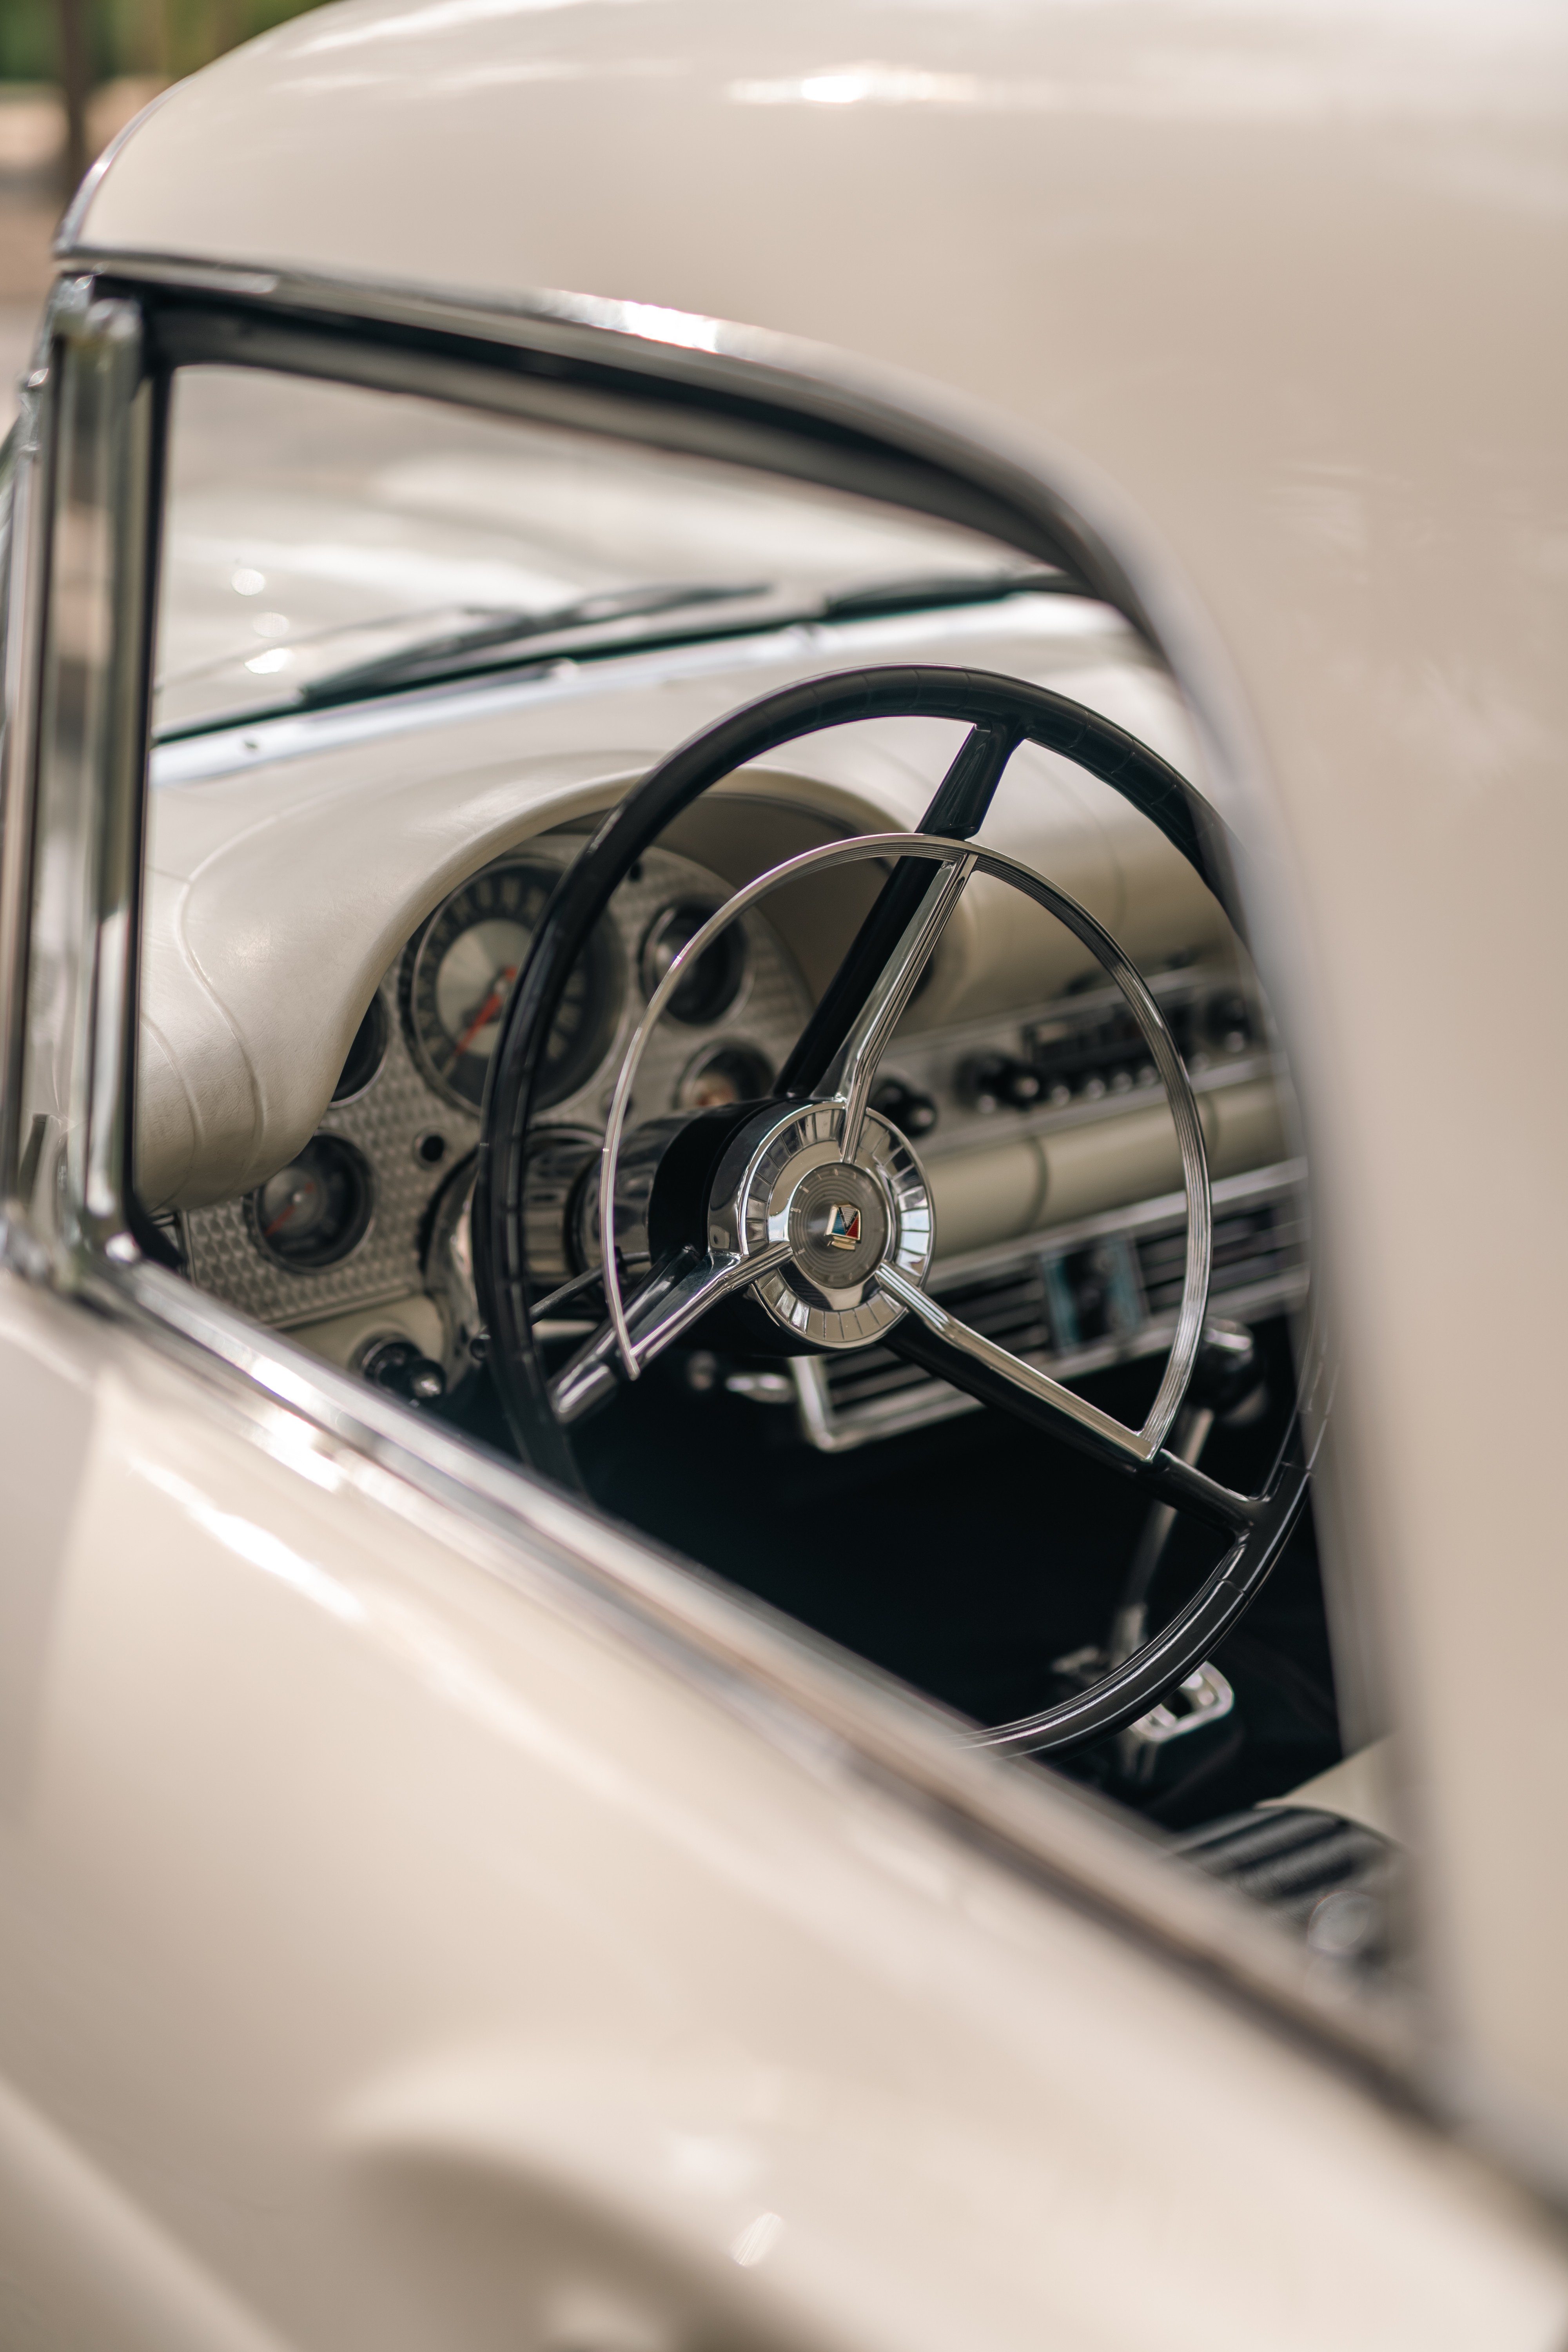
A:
[704,1102,935,1349]
[789,1161,888,1289]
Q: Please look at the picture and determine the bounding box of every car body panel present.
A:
[66,0,1568,2178]
[0,0,1556,2336]
[2,1261,1566,2347]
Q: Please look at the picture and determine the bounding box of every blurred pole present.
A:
[58,0,93,204]
[141,0,171,79]
[207,0,244,64]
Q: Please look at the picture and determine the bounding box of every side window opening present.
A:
[16,329,1369,1977]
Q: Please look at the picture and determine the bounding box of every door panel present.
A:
[0,1268,1565,2348]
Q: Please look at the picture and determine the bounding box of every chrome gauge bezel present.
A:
[246,1132,376,1274]
[675,1037,775,1111]
[400,857,623,1116]
[186,838,812,1344]
[639,899,752,1029]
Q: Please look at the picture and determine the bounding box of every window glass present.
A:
[156,367,1027,740]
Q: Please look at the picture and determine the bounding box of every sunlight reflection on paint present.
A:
[730,2210,783,2268]
[133,1457,365,1623]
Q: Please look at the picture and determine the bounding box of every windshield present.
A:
[158,368,1047,739]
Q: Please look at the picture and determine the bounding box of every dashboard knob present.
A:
[359,1336,448,1405]
[964,1054,1043,1113]
[1204,987,1254,1054]
[869,1075,939,1137]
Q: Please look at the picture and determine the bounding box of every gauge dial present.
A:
[678,1042,773,1110]
[250,1135,373,1269]
[640,901,748,1027]
[403,860,620,1113]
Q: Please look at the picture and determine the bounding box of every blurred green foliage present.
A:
[0,0,332,87]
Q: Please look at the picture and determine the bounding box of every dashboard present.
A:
[139,588,1305,1455]
[159,823,1301,1453]
[166,833,813,1370]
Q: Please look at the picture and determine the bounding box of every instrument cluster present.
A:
[174,834,1287,1443]
[176,836,813,1349]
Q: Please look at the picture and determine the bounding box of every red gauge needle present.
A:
[448,965,517,1065]
[263,1182,313,1238]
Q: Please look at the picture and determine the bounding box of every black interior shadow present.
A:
[454,1314,1339,1824]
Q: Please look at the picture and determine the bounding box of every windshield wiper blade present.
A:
[299,579,773,703]
[818,566,1080,622]
[158,564,1099,742]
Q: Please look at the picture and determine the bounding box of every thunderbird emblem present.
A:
[824,1203,863,1250]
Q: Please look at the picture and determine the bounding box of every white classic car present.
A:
[1,2,1565,2347]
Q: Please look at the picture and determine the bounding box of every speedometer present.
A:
[402,859,620,1113]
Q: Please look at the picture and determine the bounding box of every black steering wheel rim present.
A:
[472,664,1314,1755]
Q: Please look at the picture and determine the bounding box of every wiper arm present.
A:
[158,564,1098,742]
[818,566,1080,621]
[301,569,1081,704]
[299,580,773,703]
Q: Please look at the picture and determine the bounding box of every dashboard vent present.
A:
[1174,1806,1392,1972]
[1136,1196,1301,1318]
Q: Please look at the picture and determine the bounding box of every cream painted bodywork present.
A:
[71,0,1568,2178]
[0,0,1556,2339]
[2,1267,1565,2349]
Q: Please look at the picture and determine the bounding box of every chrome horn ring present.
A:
[558,833,1212,1484]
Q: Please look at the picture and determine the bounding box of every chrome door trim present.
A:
[0,319,53,1197]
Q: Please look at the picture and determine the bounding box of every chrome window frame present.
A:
[0,260,1402,2100]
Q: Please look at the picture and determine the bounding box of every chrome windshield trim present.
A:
[53,249,1165,656]
[0,339,51,1198]
[44,247,1287,932]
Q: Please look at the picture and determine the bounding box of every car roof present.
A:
[64,0,1562,328]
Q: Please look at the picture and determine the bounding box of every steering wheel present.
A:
[472,667,1314,1756]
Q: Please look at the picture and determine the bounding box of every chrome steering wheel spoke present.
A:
[550,1238,791,1423]
[777,716,1020,1098]
[877,1263,1258,1537]
[592,829,1210,1453]
[829,851,975,1161]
